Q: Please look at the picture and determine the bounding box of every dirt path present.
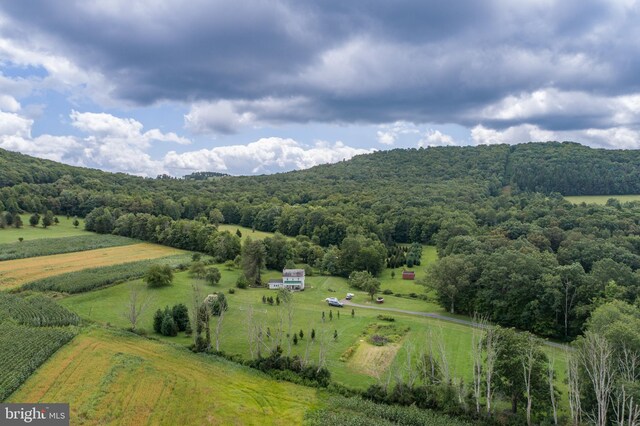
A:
[342,300,570,351]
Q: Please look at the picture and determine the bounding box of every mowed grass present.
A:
[565,194,640,204]
[218,224,295,242]
[379,245,438,295]
[0,244,184,290]
[0,215,86,244]
[8,327,318,425]
[60,264,570,412]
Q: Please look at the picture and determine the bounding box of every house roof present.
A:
[283,269,305,277]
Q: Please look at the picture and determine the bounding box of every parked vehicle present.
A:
[346,293,354,300]
[328,299,344,307]
[325,297,339,303]
[376,297,384,304]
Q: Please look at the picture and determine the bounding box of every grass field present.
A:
[59,265,569,409]
[565,194,640,204]
[218,224,295,242]
[0,215,86,244]
[8,327,318,425]
[0,243,184,290]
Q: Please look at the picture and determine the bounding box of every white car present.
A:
[325,297,339,303]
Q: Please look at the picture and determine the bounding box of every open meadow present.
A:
[0,215,86,244]
[0,243,184,290]
[8,327,319,425]
[60,266,569,412]
[564,194,640,204]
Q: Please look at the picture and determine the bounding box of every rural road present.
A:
[341,300,570,351]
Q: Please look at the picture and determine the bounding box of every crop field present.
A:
[565,194,640,204]
[0,234,136,261]
[306,394,470,426]
[0,243,184,290]
[0,215,86,244]
[8,327,318,425]
[0,293,79,326]
[23,254,195,293]
[0,322,77,401]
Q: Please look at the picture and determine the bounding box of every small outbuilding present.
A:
[402,270,415,280]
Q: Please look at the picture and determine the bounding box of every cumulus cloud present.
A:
[2,1,640,161]
[375,122,420,145]
[418,130,456,147]
[164,137,372,175]
[471,123,640,150]
[0,110,370,176]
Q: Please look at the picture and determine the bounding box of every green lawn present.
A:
[0,214,86,244]
[218,224,295,242]
[565,194,640,204]
[60,263,569,412]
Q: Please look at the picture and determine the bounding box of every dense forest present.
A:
[2,142,640,341]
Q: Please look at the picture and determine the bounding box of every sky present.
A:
[1,1,640,176]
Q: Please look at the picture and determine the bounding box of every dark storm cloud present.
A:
[3,0,640,130]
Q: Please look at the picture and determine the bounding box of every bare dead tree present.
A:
[191,281,202,347]
[246,305,257,359]
[485,323,497,417]
[214,301,225,352]
[472,314,487,415]
[567,349,583,426]
[522,334,538,426]
[122,283,152,331]
[612,345,640,426]
[404,342,418,387]
[317,328,329,372]
[578,331,614,426]
[434,327,450,383]
[548,357,558,425]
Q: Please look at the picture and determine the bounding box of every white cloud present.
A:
[376,131,395,145]
[0,111,31,137]
[375,121,421,146]
[418,129,456,147]
[470,123,640,149]
[164,137,372,175]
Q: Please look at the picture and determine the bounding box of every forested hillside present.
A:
[3,142,640,340]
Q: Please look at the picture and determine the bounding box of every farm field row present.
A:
[0,243,184,289]
[8,327,318,425]
[0,215,86,244]
[0,234,136,261]
[564,194,640,204]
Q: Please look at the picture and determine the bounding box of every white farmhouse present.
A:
[268,269,305,290]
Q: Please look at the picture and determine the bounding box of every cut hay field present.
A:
[8,327,318,425]
[0,215,86,244]
[565,194,640,204]
[0,243,184,290]
[218,224,295,242]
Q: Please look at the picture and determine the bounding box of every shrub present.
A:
[228,288,235,294]
[236,275,248,289]
[144,264,174,288]
[376,314,395,322]
[383,289,394,295]
[160,313,178,337]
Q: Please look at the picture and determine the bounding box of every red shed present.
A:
[402,271,415,280]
